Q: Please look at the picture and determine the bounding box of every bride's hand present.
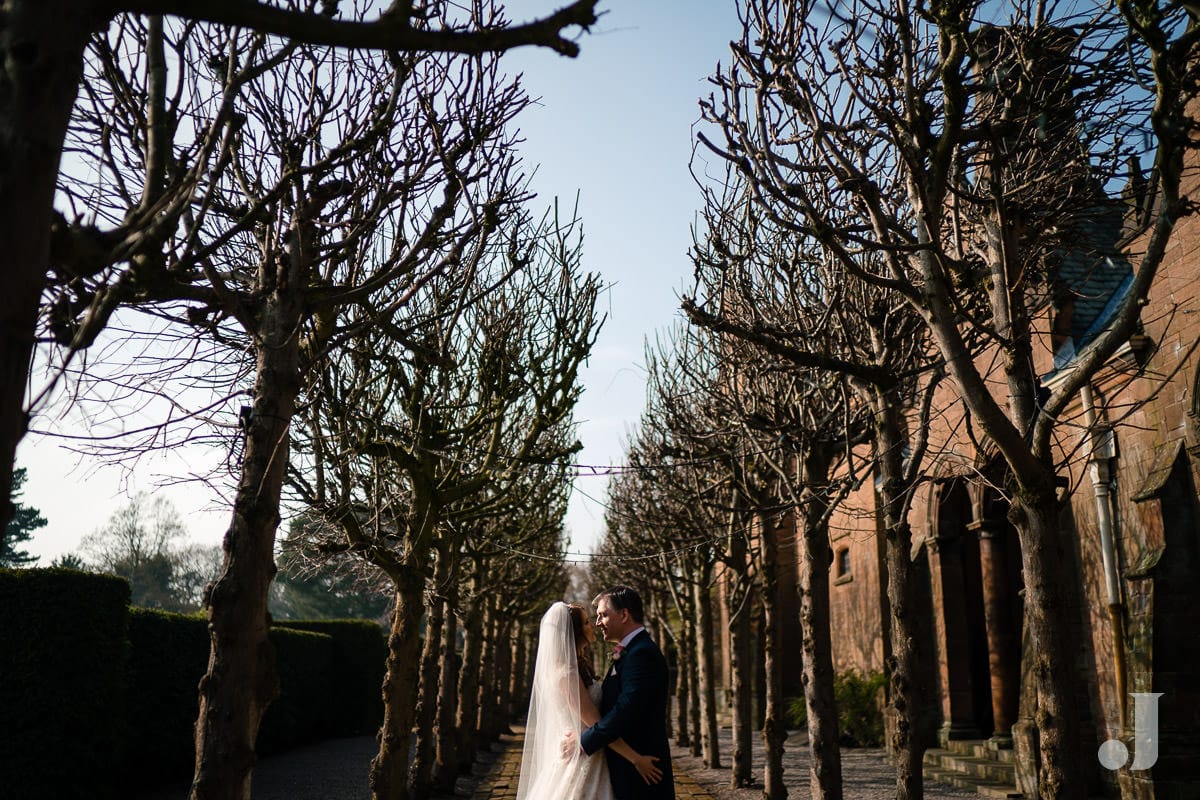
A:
[632,754,662,784]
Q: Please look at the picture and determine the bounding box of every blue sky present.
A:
[17,0,740,562]
[501,0,739,554]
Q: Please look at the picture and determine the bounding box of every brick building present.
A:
[710,51,1200,800]
[809,134,1200,800]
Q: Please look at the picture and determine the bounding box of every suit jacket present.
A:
[580,629,675,800]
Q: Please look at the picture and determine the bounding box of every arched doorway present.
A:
[927,477,1024,744]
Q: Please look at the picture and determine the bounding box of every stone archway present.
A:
[926,479,990,741]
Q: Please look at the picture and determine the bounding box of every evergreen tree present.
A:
[2,468,45,567]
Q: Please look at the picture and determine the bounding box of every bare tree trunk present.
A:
[693,567,722,768]
[0,3,96,528]
[371,571,427,800]
[492,621,515,737]
[686,613,702,758]
[873,395,925,800]
[759,512,787,800]
[456,584,484,771]
[796,448,842,800]
[192,261,307,800]
[1011,485,1083,800]
[476,597,500,747]
[508,624,528,718]
[675,614,692,748]
[433,591,461,794]
[410,548,453,800]
[649,594,675,741]
[728,564,755,787]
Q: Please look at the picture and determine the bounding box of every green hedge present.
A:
[1,568,386,796]
[123,608,209,785]
[273,619,386,735]
[0,568,131,800]
[257,626,336,754]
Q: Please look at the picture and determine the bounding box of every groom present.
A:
[581,586,675,800]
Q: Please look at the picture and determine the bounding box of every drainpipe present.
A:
[1080,383,1128,724]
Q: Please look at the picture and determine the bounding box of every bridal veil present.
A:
[515,601,584,800]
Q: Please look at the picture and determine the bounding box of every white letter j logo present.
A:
[1097,693,1163,771]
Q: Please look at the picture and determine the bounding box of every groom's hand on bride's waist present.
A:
[560,730,579,760]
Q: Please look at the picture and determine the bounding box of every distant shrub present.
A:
[780,669,887,748]
[1,568,389,796]
[834,669,887,748]
[784,695,808,729]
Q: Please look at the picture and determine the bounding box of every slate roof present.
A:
[1050,201,1135,371]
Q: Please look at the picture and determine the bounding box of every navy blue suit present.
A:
[580,630,675,800]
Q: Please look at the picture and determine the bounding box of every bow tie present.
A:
[611,644,625,661]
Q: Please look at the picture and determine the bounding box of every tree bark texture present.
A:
[759,512,788,800]
[796,448,842,800]
[456,590,484,771]
[686,614,703,758]
[410,552,450,800]
[370,574,427,800]
[191,250,306,800]
[491,622,515,738]
[476,598,499,746]
[0,2,99,529]
[873,396,926,800]
[693,568,722,769]
[508,625,529,718]
[728,569,755,788]
[433,595,461,794]
[1010,486,1084,800]
[674,615,692,748]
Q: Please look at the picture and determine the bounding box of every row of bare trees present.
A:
[19,4,604,800]
[598,2,1197,800]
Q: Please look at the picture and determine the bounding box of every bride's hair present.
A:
[567,603,597,686]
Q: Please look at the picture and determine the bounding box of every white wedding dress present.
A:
[516,604,615,800]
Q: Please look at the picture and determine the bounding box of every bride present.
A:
[516,601,662,800]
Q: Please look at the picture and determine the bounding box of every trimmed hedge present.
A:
[122,608,209,786]
[273,619,386,736]
[0,568,131,800]
[1,568,387,796]
[257,626,336,754]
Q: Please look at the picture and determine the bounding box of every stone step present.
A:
[923,765,1024,799]
[941,738,1016,763]
[925,749,1019,785]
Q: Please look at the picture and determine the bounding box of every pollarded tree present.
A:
[46,14,542,797]
[698,2,1199,796]
[286,209,600,800]
[685,177,945,799]
[0,0,599,541]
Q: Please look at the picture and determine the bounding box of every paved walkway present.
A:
[671,727,982,800]
[472,727,713,800]
[136,724,983,800]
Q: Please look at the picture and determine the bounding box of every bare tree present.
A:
[1,1,599,548]
[47,13,546,797]
[79,491,212,609]
[287,211,599,799]
[685,177,946,798]
[697,1,1198,796]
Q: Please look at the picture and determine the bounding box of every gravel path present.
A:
[671,726,982,800]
